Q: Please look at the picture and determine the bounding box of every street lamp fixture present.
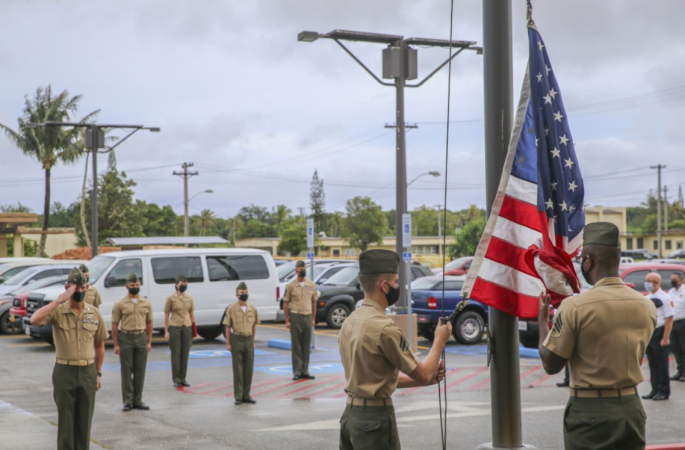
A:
[407,171,441,187]
[28,121,160,258]
[189,189,214,203]
[298,28,480,315]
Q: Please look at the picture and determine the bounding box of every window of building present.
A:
[653,241,659,250]
[107,259,144,287]
[151,257,203,284]
[206,255,269,282]
[344,249,357,256]
[333,249,340,256]
[637,238,644,249]
[666,240,672,250]
[626,238,633,250]
[678,241,684,250]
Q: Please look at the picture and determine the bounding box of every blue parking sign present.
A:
[307,252,314,259]
[402,252,412,261]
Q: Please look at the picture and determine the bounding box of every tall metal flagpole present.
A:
[478,1,533,449]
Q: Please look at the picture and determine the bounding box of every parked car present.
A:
[0,264,85,296]
[409,275,488,345]
[620,257,634,264]
[621,249,658,260]
[519,263,685,348]
[275,258,350,283]
[638,258,685,266]
[23,248,279,344]
[0,275,68,335]
[272,259,290,267]
[313,264,433,329]
[276,262,358,321]
[432,257,474,276]
[0,258,63,285]
[667,249,685,259]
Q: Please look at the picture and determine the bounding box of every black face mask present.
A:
[580,257,593,286]
[178,284,188,293]
[128,287,140,296]
[72,291,86,303]
[384,282,401,307]
[298,269,306,278]
[672,280,680,289]
[239,294,249,302]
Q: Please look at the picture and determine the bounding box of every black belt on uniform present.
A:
[675,318,685,323]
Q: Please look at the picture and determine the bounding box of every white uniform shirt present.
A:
[646,289,674,328]
[668,284,685,321]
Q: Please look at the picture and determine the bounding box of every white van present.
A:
[30,248,279,340]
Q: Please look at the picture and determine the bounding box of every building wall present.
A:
[23,230,78,257]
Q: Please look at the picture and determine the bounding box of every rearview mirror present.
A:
[317,278,327,284]
[626,282,636,290]
[356,283,361,291]
[104,276,116,288]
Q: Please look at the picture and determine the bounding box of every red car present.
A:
[619,263,685,293]
[432,257,474,276]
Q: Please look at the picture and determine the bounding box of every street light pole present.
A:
[32,122,160,258]
[298,29,480,310]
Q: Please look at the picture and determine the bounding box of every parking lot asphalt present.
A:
[1,324,685,449]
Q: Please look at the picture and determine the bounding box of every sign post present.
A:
[401,213,413,351]
[307,218,315,349]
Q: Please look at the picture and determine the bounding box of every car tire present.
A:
[453,311,485,345]
[197,326,222,341]
[519,335,538,349]
[0,311,24,335]
[326,304,350,329]
[418,326,435,341]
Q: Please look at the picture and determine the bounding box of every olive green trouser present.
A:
[339,404,400,450]
[231,334,255,400]
[563,394,646,450]
[289,313,312,377]
[52,363,97,450]
[119,332,148,405]
[169,325,193,384]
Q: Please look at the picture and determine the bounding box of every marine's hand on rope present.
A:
[435,319,452,345]
[429,360,446,385]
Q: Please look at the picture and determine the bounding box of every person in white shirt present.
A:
[668,272,685,382]
[642,272,674,401]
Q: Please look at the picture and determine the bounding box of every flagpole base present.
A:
[476,444,538,450]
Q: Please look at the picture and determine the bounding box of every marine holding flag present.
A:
[464,11,658,450]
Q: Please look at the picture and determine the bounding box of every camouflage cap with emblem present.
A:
[359,249,400,274]
[583,222,620,247]
[78,264,89,274]
[236,281,248,291]
[67,267,87,286]
[296,260,305,268]
[127,272,140,283]
[175,274,187,283]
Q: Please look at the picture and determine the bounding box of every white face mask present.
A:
[644,281,655,292]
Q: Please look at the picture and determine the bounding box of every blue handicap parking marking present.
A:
[184,349,272,358]
[253,363,345,375]
[444,345,487,356]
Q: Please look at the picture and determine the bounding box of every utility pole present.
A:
[298,29,480,312]
[298,207,306,218]
[664,185,669,232]
[173,162,199,242]
[651,165,666,258]
[435,204,442,256]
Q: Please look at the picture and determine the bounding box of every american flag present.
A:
[462,23,585,318]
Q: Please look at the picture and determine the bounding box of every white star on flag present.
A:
[553,111,564,122]
[559,134,569,145]
[568,181,578,192]
[545,199,554,209]
[564,158,575,169]
[549,88,558,99]
[550,147,561,158]
[544,94,552,104]
[551,181,558,190]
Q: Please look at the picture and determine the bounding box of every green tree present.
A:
[144,203,179,236]
[272,204,292,234]
[193,209,218,236]
[0,203,33,213]
[450,217,486,258]
[342,197,388,251]
[49,202,78,228]
[324,211,344,237]
[0,86,98,255]
[237,204,271,223]
[310,170,326,231]
[277,218,307,256]
[237,219,278,239]
[78,162,145,246]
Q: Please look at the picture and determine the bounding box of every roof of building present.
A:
[108,236,228,246]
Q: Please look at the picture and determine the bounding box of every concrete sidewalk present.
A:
[0,399,107,450]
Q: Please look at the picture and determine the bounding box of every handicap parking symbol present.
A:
[254,363,345,375]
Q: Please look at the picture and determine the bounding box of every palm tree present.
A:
[194,209,217,236]
[272,204,292,234]
[0,86,98,255]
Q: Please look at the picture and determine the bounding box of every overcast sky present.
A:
[1,0,684,220]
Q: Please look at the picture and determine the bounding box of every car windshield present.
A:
[323,266,359,285]
[411,278,439,290]
[276,261,298,281]
[3,267,42,286]
[87,255,115,283]
[0,265,30,284]
[444,257,470,270]
[9,277,65,296]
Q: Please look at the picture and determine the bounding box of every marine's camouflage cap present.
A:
[296,260,305,268]
[583,222,620,247]
[236,281,248,291]
[127,272,140,283]
[175,274,187,283]
[78,264,89,273]
[359,249,400,274]
[67,267,86,286]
